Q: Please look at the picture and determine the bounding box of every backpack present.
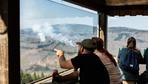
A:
[118,48,140,73]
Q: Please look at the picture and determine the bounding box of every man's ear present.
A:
[80,47,84,52]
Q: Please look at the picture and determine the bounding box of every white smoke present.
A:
[31,22,75,46]
[38,33,46,42]
[32,24,46,42]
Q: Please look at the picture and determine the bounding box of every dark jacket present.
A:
[144,48,148,71]
[118,48,143,81]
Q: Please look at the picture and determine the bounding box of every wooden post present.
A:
[98,13,108,49]
[0,16,8,84]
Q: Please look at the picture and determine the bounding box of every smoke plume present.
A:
[32,22,75,46]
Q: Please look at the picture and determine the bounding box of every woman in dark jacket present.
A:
[118,37,144,84]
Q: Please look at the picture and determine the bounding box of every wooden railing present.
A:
[28,69,74,84]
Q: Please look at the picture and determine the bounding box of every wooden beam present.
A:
[99,13,108,49]
[105,5,148,16]
[64,0,99,11]
[0,18,8,84]
[106,0,148,6]
[64,0,148,16]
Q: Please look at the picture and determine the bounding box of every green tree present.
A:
[21,72,33,84]
[37,74,40,79]
[33,72,38,80]
[41,72,45,78]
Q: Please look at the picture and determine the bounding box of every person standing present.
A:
[118,37,144,84]
[138,48,148,84]
[92,37,122,84]
[144,48,148,72]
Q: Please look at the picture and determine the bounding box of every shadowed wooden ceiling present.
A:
[64,0,148,16]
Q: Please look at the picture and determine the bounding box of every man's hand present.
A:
[54,49,73,69]
[54,49,64,57]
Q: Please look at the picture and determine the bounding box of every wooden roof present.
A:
[64,0,148,16]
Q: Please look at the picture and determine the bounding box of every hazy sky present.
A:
[20,0,148,30]
[108,16,148,30]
